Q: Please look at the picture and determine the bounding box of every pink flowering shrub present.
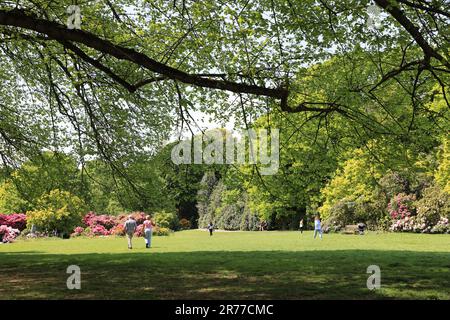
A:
[82,212,96,226]
[0,213,27,231]
[71,226,84,237]
[91,224,110,236]
[134,224,144,237]
[0,225,20,243]
[387,193,416,219]
[74,212,150,237]
[83,212,117,229]
[390,216,431,233]
[389,188,449,234]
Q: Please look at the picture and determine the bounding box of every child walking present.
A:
[143,215,155,248]
[313,215,323,239]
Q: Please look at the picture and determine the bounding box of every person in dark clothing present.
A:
[207,222,214,236]
[357,222,366,235]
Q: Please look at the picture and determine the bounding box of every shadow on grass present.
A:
[0,250,449,300]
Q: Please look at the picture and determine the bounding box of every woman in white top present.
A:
[143,215,155,248]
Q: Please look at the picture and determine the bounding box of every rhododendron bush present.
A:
[91,225,110,236]
[390,216,430,233]
[134,224,145,237]
[388,193,416,220]
[388,189,450,233]
[0,225,20,243]
[70,211,163,237]
[71,226,84,237]
[0,213,27,231]
[110,224,125,236]
[83,212,117,229]
[431,217,449,234]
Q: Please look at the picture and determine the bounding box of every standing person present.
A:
[124,215,137,249]
[357,222,366,235]
[143,215,155,248]
[313,215,323,239]
[299,218,304,234]
[207,222,214,236]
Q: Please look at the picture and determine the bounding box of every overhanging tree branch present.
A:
[0,8,289,105]
[374,0,450,70]
[396,0,450,19]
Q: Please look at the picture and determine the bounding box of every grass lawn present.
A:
[0,230,449,299]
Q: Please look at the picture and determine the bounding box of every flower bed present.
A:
[83,212,117,229]
[70,211,170,237]
[0,225,20,243]
[0,213,27,231]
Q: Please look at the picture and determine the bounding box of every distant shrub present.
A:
[154,211,179,230]
[83,227,92,237]
[431,217,449,234]
[387,193,416,220]
[91,224,110,236]
[83,212,117,230]
[0,213,27,231]
[131,212,146,225]
[378,172,411,200]
[110,224,126,236]
[390,216,431,233]
[134,224,145,237]
[71,226,84,237]
[416,185,450,226]
[326,200,355,229]
[354,197,387,230]
[377,215,393,231]
[0,225,20,243]
[153,227,170,236]
[179,218,191,230]
[26,189,86,237]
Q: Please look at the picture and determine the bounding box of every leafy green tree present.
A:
[7,152,87,210]
[26,189,86,236]
[0,181,28,213]
[435,136,450,194]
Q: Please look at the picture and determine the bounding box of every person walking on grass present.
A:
[143,215,156,248]
[299,218,304,234]
[207,222,214,236]
[124,215,137,249]
[313,215,323,239]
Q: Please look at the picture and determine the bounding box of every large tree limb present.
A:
[374,0,450,69]
[396,0,450,19]
[0,8,289,104]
